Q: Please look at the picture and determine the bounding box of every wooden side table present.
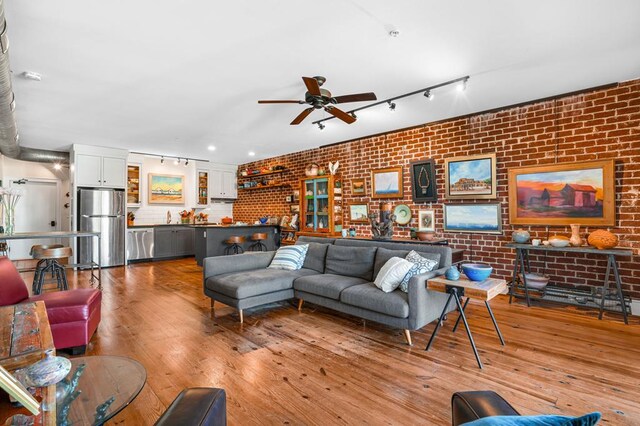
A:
[426,275,507,369]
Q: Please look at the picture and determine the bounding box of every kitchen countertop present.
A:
[128,223,279,229]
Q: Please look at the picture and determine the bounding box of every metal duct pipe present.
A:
[0,0,69,164]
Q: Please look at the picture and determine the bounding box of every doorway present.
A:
[6,178,60,260]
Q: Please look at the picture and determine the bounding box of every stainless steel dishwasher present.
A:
[126,228,154,262]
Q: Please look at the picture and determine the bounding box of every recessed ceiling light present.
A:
[248,151,256,157]
[208,145,216,151]
[388,30,400,38]
[21,71,42,81]
[53,164,62,170]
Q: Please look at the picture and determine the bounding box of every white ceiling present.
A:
[5,1,640,165]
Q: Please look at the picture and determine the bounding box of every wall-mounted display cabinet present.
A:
[299,176,342,236]
[127,164,141,206]
[197,170,209,206]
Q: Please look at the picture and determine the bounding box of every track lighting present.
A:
[185,159,189,167]
[160,156,164,164]
[53,164,62,170]
[311,75,469,127]
[174,158,180,165]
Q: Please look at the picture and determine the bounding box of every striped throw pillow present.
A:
[268,244,309,270]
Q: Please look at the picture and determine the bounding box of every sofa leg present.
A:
[297,299,304,312]
[210,299,215,310]
[239,309,243,324]
[403,330,413,346]
[65,345,87,356]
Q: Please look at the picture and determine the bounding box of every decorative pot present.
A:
[548,235,570,248]
[569,224,582,246]
[445,266,460,281]
[416,231,434,241]
[588,230,618,250]
[305,163,319,177]
[512,228,530,243]
[15,350,71,388]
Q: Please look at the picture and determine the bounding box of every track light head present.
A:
[457,78,469,92]
[160,156,164,164]
[318,123,325,130]
[174,158,180,165]
[185,159,189,167]
[388,101,396,112]
[350,112,357,119]
[424,90,433,100]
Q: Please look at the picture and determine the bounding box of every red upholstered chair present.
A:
[0,256,101,354]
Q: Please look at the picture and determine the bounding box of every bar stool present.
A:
[249,233,268,252]
[31,245,73,295]
[224,236,245,255]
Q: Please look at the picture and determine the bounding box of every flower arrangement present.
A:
[0,187,25,235]
[178,210,193,224]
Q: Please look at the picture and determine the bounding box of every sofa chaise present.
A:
[203,236,456,344]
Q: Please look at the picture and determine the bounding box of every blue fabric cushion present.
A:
[268,244,309,270]
[462,412,601,426]
[399,250,439,292]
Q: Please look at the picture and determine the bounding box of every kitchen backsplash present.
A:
[128,202,233,225]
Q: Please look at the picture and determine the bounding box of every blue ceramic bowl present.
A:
[259,217,268,224]
[462,263,493,282]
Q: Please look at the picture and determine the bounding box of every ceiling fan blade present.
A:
[290,107,315,125]
[325,106,356,124]
[302,77,322,96]
[332,92,377,104]
[258,100,305,104]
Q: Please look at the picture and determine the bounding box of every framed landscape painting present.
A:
[444,203,502,234]
[508,160,615,226]
[149,174,185,204]
[351,178,366,196]
[349,203,369,223]
[371,167,403,199]
[445,153,497,199]
[410,159,437,203]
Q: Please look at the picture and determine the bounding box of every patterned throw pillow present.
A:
[374,257,414,293]
[268,244,309,270]
[399,250,439,292]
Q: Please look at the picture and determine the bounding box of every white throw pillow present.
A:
[374,257,414,293]
[268,244,309,270]
[399,250,439,292]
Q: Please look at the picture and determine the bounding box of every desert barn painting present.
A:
[508,160,615,226]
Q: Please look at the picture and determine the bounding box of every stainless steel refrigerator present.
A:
[77,188,126,267]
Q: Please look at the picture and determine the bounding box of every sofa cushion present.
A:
[373,248,410,278]
[374,257,414,293]
[206,268,318,299]
[297,242,329,273]
[463,412,601,426]
[268,245,309,270]
[28,288,102,324]
[399,250,440,292]
[340,283,409,318]
[294,274,367,300]
[325,245,377,281]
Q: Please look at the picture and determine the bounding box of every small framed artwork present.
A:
[371,167,403,199]
[290,204,300,214]
[444,153,497,199]
[508,159,615,226]
[351,178,366,196]
[444,203,502,234]
[149,174,185,204]
[418,210,435,232]
[410,159,437,203]
[285,195,292,203]
[348,203,370,223]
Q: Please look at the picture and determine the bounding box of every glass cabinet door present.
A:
[315,178,329,231]
[303,180,315,231]
[197,171,209,206]
[127,164,141,205]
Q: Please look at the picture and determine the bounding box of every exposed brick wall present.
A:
[234,80,640,299]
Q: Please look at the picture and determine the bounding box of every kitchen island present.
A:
[193,224,280,266]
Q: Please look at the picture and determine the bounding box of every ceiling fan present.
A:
[258,76,377,125]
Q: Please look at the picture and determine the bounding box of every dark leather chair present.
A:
[0,256,101,354]
[155,388,226,426]
[452,391,520,425]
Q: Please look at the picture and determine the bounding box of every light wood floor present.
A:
[39,258,640,425]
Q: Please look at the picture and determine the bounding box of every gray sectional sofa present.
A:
[203,236,455,344]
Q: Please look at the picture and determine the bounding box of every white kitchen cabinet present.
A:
[76,154,102,187]
[209,169,237,199]
[75,153,126,188]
